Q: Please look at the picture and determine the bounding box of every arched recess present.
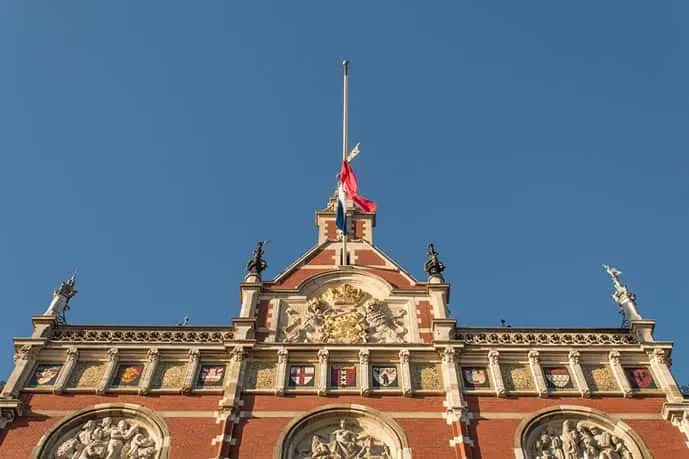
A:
[274,404,411,459]
[513,405,654,459]
[31,403,170,459]
[297,269,394,300]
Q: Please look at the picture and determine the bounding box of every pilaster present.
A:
[568,350,590,398]
[275,348,288,396]
[359,349,370,396]
[427,283,450,319]
[53,346,79,394]
[139,348,160,395]
[1,344,37,398]
[238,283,262,318]
[609,350,632,397]
[528,350,548,397]
[488,350,505,397]
[182,348,201,394]
[441,347,473,459]
[648,348,683,402]
[221,346,247,408]
[96,348,119,394]
[399,349,412,396]
[317,349,329,396]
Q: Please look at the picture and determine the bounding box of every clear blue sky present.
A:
[1,2,687,384]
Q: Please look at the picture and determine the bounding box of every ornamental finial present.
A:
[54,271,78,301]
[424,243,446,277]
[602,264,642,325]
[246,241,269,277]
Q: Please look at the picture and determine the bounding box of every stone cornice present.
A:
[455,328,639,346]
[48,325,234,345]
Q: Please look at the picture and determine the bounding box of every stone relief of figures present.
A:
[279,284,407,345]
[303,419,391,459]
[54,417,158,459]
[529,419,632,459]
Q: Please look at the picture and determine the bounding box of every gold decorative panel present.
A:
[411,364,442,391]
[151,362,187,390]
[583,365,618,392]
[67,362,105,388]
[501,364,535,391]
[245,361,276,390]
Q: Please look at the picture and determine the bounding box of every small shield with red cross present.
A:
[288,365,315,387]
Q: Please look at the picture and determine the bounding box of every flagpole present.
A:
[341,59,349,266]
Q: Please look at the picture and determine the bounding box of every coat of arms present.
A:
[625,368,656,389]
[30,364,62,386]
[462,367,489,388]
[544,367,573,389]
[289,366,315,387]
[331,366,356,387]
[112,364,143,387]
[197,365,225,387]
[372,366,398,387]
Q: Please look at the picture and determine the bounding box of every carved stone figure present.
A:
[280,284,407,344]
[302,419,390,459]
[528,418,632,459]
[54,416,158,459]
[424,243,445,277]
[246,241,268,276]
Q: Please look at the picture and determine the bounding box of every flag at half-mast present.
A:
[336,145,377,233]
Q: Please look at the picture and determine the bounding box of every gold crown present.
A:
[322,284,365,306]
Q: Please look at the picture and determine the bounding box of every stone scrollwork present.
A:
[32,404,169,459]
[280,284,407,344]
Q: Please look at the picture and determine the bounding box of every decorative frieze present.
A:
[50,326,233,344]
[456,329,636,346]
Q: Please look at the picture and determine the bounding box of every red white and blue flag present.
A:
[336,158,377,233]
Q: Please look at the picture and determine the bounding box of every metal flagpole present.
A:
[341,60,349,266]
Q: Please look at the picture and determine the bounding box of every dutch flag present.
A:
[336,159,377,234]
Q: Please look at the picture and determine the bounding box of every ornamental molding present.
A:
[279,284,407,345]
[31,403,170,459]
[514,405,653,459]
[456,329,637,346]
[50,326,234,344]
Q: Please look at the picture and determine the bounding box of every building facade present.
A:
[1,194,689,458]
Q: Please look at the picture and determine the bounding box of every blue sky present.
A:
[1,2,687,384]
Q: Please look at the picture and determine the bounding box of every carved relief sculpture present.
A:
[54,417,159,459]
[301,419,391,459]
[280,284,407,344]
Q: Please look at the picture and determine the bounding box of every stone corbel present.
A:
[275,348,288,396]
[317,349,329,396]
[53,346,79,394]
[139,348,160,395]
[399,349,412,396]
[648,348,684,402]
[1,345,37,398]
[608,350,633,397]
[181,348,201,394]
[487,350,505,397]
[568,350,590,398]
[528,350,548,398]
[359,349,370,396]
[96,348,119,394]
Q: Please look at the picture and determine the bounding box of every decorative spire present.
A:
[54,272,78,301]
[424,243,446,278]
[246,241,268,278]
[603,264,642,325]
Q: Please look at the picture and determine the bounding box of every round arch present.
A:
[274,404,411,459]
[297,269,394,300]
[513,405,653,459]
[31,403,171,459]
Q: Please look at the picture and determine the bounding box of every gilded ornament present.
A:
[501,364,535,391]
[67,363,105,389]
[411,364,442,391]
[583,365,618,392]
[245,362,276,390]
[151,362,186,390]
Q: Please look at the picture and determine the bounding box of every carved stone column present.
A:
[399,349,412,396]
[317,349,329,396]
[359,349,370,396]
[609,350,632,397]
[0,345,37,398]
[96,348,119,394]
[221,346,247,408]
[528,350,548,397]
[441,347,473,459]
[568,350,590,398]
[54,346,79,394]
[488,350,505,397]
[181,348,201,394]
[648,348,684,402]
[139,348,160,395]
[275,348,288,396]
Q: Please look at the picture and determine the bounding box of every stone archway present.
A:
[274,404,411,459]
[513,405,653,459]
[31,403,170,459]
